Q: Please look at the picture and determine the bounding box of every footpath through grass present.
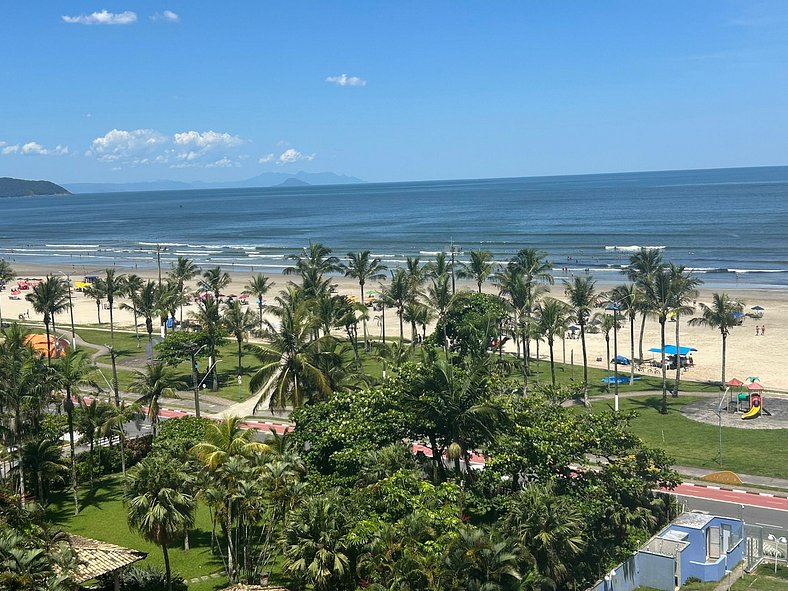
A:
[575,395,788,479]
[47,475,227,590]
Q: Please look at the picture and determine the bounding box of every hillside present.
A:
[0,177,70,197]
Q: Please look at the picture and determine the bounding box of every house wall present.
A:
[665,516,743,583]
[638,552,676,591]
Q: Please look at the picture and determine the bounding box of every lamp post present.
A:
[767,534,787,574]
[188,343,207,418]
[106,344,120,406]
[606,302,621,411]
[59,271,76,351]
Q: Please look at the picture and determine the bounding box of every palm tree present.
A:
[342,250,387,350]
[426,273,452,348]
[190,295,224,391]
[594,312,619,390]
[126,455,195,591]
[83,282,106,325]
[284,243,340,299]
[199,266,231,301]
[124,274,145,348]
[101,269,126,404]
[383,268,413,342]
[248,297,330,411]
[222,299,257,385]
[668,264,700,397]
[642,267,675,414]
[122,280,158,357]
[191,416,270,470]
[168,256,200,323]
[689,292,743,388]
[536,298,570,386]
[25,275,70,365]
[426,251,450,279]
[54,349,96,513]
[102,401,140,491]
[626,248,665,361]
[564,276,597,406]
[458,249,495,293]
[244,273,274,332]
[21,439,67,504]
[130,362,185,436]
[443,526,522,591]
[75,398,113,490]
[0,258,14,327]
[607,283,640,384]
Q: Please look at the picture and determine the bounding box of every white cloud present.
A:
[62,10,137,25]
[1,143,19,155]
[277,148,315,165]
[174,130,243,149]
[151,10,179,22]
[325,73,367,87]
[258,153,275,164]
[206,157,238,168]
[88,129,167,162]
[22,142,48,155]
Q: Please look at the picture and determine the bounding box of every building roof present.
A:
[221,585,289,591]
[68,534,147,583]
[672,512,715,530]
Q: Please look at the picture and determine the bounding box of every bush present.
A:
[95,565,187,591]
[41,414,68,442]
[152,416,212,460]
[73,435,152,482]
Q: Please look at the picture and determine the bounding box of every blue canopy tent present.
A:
[648,345,697,356]
[612,355,630,365]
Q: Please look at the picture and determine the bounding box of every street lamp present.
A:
[767,534,787,574]
[187,343,207,418]
[58,271,76,351]
[106,344,121,406]
[606,302,621,411]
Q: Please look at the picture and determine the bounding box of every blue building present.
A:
[588,513,744,591]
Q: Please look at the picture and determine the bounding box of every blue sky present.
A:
[2,1,788,183]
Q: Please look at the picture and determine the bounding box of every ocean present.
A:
[2,166,788,289]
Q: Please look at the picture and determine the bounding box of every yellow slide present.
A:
[742,403,761,420]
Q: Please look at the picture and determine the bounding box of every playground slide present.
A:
[741,404,761,420]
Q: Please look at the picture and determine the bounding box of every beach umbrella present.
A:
[725,378,744,387]
[747,381,764,391]
[751,305,765,311]
[746,376,759,383]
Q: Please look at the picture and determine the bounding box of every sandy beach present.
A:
[2,262,786,392]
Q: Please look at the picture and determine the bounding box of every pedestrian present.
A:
[755,325,760,336]
[761,325,766,336]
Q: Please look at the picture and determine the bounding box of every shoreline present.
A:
[2,261,787,392]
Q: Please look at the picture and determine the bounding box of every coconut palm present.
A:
[244,273,274,332]
[0,258,14,327]
[426,251,451,279]
[405,256,428,287]
[75,398,113,490]
[102,401,141,491]
[689,292,744,388]
[82,282,106,325]
[124,274,145,348]
[536,298,570,386]
[383,268,413,342]
[458,249,495,293]
[284,243,340,298]
[668,264,700,397]
[626,248,665,361]
[199,266,231,301]
[594,312,620,391]
[168,256,200,323]
[607,283,640,384]
[122,280,158,357]
[155,280,182,336]
[25,275,70,365]
[564,276,597,406]
[248,296,331,411]
[190,295,224,391]
[191,416,270,470]
[125,454,195,591]
[443,526,522,591]
[100,269,126,404]
[130,362,185,436]
[642,267,675,414]
[222,299,257,384]
[21,439,67,504]
[511,247,554,287]
[426,273,452,348]
[342,250,387,350]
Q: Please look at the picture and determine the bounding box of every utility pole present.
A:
[190,347,201,418]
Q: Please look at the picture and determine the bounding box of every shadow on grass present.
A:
[46,477,124,524]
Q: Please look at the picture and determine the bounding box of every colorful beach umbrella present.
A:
[725,378,744,387]
[751,305,765,311]
[747,382,764,391]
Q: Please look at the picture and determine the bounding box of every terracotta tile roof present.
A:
[67,534,148,583]
[220,586,289,591]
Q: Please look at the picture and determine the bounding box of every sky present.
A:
[2,1,788,184]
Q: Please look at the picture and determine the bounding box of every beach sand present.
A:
[2,263,785,392]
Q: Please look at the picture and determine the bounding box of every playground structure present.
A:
[723,378,771,420]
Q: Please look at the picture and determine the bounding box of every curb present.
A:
[680,481,788,500]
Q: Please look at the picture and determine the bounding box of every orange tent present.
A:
[24,334,69,359]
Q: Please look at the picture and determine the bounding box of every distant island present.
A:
[0,177,70,198]
[65,171,362,194]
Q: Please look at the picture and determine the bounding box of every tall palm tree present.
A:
[75,398,113,490]
[25,275,70,365]
[122,280,158,358]
[342,250,387,350]
[130,362,185,436]
[190,295,224,391]
[249,297,331,411]
[155,280,181,336]
[458,249,495,293]
[244,273,274,332]
[383,268,413,342]
[126,454,195,591]
[511,247,554,287]
[21,439,67,504]
[0,258,14,327]
[54,349,95,514]
[124,274,145,348]
[594,312,619,390]
[564,276,597,406]
[102,401,140,492]
[101,269,126,405]
[405,256,428,288]
[426,251,450,279]
[426,273,452,348]
[689,292,743,388]
[642,267,675,414]
[607,283,640,384]
[222,299,257,385]
[168,256,200,323]
[199,266,231,301]
[443,526,522,591]
[83,282,106,325]
[626,248,664,361]
[668,264,700,397]
[536,298,570,386]
[191,416,270,470]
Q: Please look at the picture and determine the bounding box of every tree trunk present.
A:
[548,337,556,385]
[89,439,95,490]
[67,402,79,515]
[37,469,44,503]
[119,428,127,492]
[673,314,681,397]
[605,333,611,392]
[44,316,52,366]
[96,301,102,324]
[638,312,647,362]
[660,318,668,414]
[163,543,173,591]
[360,283,370,351]
[133,309,140,348]
[630,315,635,385]
[237,338,243,383]
[721,330,727,388]
[580,322,589,407]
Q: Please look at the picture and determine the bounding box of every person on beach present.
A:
[756,326,760,336]
[761,325,766,335]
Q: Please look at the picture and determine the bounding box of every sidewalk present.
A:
[675,465,788,493]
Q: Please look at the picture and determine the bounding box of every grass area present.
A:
[47,475,228,589]
[574,395,788,479]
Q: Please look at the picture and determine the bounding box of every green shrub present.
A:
[95,565,187,591]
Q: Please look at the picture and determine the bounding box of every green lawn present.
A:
[575,395,788,479]
[47,475,228,589]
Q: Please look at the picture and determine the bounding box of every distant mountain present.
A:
[276,177,311,187]
[65,171,363,194]
[0,177,70,198]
